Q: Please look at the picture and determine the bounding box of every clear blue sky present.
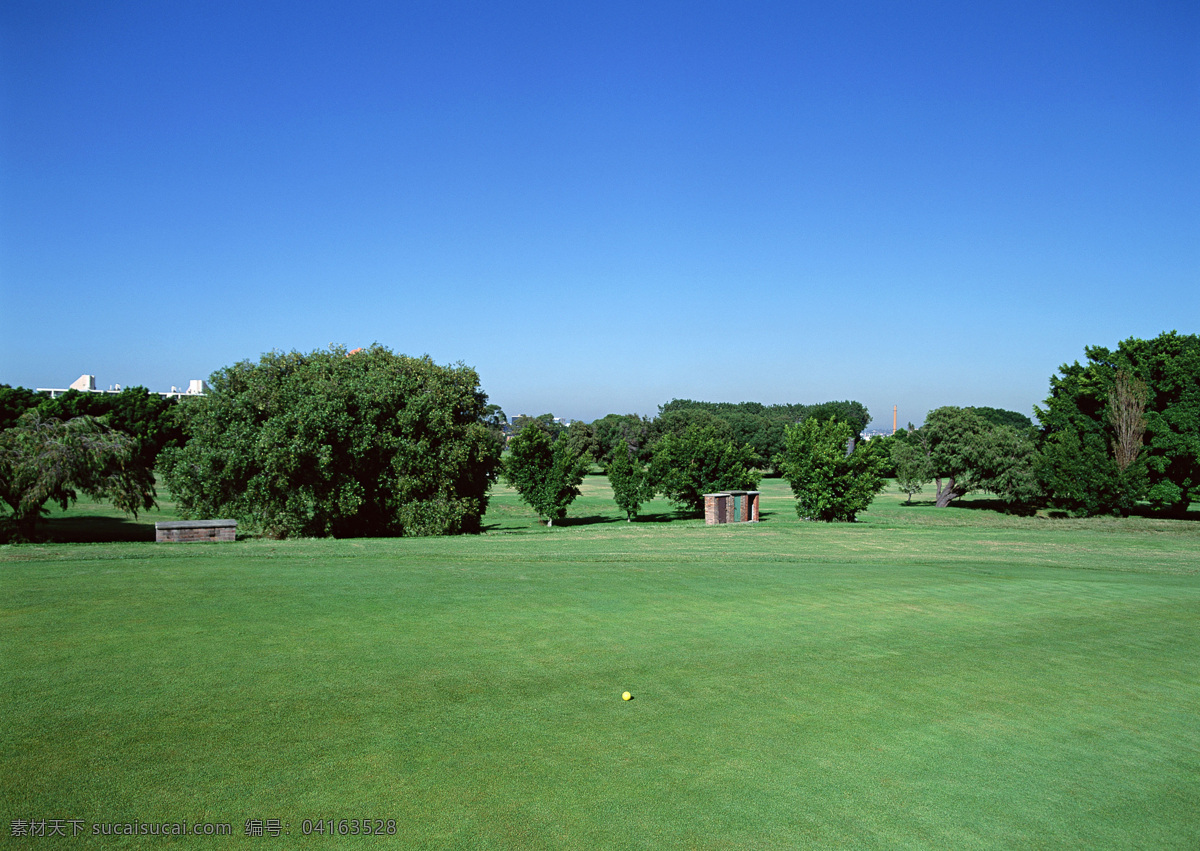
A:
[2,1,1196,426]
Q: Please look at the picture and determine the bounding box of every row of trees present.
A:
[503,407,885,525]
[2,331,1194,539]
[588,399,870,472]
[503,412,763,524]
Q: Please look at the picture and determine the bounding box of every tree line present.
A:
[503,399,883,525]
[1,331,1196,540]
[884,331,1198,517]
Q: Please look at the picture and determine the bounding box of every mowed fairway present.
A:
[3,478,1199,848]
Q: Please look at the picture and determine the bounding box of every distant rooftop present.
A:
[36,374,208,400]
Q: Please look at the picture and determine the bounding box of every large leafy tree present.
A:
[776,418,886,521]
[561,420,599,465]
[648,422,759,514]
[160,345,502,538]
[1037,332,1200,515]
[510,414,566,441]
[915,407,1039,509]
[503,422,589,526]
[0,412,155,541]
[970,407,1034,431]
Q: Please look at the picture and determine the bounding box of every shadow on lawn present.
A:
[556,514,624,527]
[38,515,156,544]
[949,497,1018,514]
[949,498,1199,521]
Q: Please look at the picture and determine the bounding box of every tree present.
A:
[1108,371,1149,473]
[648,423,759,514]
[503,423,589,525]
[920,407,989,507]
[890,435,932,503]
[0,385,182,470]
[977,422,1042,510]
[482,404,508,453]
[1037,332,1199,515]
[1035,427,1121,516]
[796,400,871,435]
[0,411,155,542]
[160,345,502,538]
[917,407,1039,509]
[776,418,886,521]
[606,438,654,520]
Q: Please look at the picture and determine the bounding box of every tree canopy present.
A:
[0,385,181,471]
[160,345,502,538]
[0,385,45,432]
[653,398,870,472]
[968,407,1034,431]
[890,436,933,503]
[591,413,653,467]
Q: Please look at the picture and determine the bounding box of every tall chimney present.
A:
[893,405,897,435]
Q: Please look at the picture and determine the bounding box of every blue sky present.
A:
[2,1,1196,426]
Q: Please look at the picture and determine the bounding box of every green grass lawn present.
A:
[3,478,1199,847]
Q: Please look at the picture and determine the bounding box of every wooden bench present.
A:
[155,519,237,543]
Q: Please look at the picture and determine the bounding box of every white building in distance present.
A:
[37,374,208,400]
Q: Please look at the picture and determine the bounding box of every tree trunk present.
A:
[934,476,959,507]
[13,511,39,542]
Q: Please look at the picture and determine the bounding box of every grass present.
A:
[2,478,1199,848]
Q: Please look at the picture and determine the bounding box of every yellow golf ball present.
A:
[622,691,632,701]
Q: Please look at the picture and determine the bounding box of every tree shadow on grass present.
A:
[38,515,156,544]
[556,514,624,527]
[1130,504,1200,522]
[631,514,690,523]
[954,500,1200,521]
[948,498,1013,513]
